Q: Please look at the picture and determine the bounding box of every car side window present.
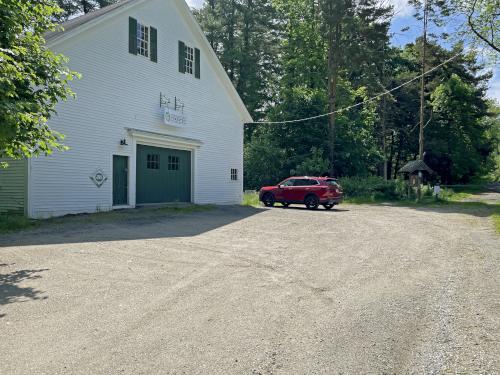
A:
[294,179,317,186]
[282,179,296,187]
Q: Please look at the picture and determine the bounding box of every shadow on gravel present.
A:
[0,206,266,247]
[0,265,48,317]
[379,201,499,219]
[272,206,350,213]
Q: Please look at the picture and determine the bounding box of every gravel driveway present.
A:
[1,204,499,374]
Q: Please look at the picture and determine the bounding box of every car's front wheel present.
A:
[323,204,334,210]
[262,193,275,207]
[304,195,319,210]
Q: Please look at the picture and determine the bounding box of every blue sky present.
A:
[186,0,499,101]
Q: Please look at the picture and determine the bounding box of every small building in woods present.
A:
[399,160,434,186]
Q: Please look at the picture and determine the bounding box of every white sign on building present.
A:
[163,107,186,127]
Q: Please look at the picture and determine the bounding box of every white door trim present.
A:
[128,128,201,205]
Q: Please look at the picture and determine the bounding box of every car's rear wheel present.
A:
[262,193,275,207]
[282,202,290,207]
[323,204,334,210]
[304,195,319,210]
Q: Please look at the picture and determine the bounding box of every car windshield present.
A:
[281,179,296,187]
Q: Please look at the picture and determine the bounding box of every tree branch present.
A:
[467,0,500,53]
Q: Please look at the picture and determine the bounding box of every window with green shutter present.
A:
[179,41,200,79]
[129,17,157,63]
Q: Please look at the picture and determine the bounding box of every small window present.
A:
[147,154,159,169]
[168,156,180,171]
[231,168,238,181]
[137,22,149,57]
[185,45,194,75]
[281,179,295,187]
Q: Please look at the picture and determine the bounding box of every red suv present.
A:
[259,177,343,210]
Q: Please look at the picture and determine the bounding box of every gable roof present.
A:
[45,0,253,123]
[45,0,137,41]
[399,160,434,174]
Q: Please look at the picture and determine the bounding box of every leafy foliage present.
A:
[195,0,498,188]
[339,176,405,200]
[0,0,78,160]
[56,0,118,21]
[1,0,495,197]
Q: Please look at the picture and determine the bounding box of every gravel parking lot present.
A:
[1,204,499,374]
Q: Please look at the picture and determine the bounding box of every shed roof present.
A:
[399,160,434,174]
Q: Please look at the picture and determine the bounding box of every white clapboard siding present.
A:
[0,159,27,215]
[28,0,247,218]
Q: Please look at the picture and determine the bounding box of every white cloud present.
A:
[388,0,414,18]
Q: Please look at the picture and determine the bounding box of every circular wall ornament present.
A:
[90,169,108,188]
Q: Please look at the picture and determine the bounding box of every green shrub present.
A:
[339,176,405,200]
[0,214,38,234]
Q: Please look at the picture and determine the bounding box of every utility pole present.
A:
[327,0,338,178]
[418,0,429,199]
[381,44,388,181]
[382,95,388,180]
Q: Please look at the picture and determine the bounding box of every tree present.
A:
[320,0,392,175]
[429,74,492,182]
[0,0,78,161]
[244,135,287,189]
[465,0,499,53]
[439,0,499,56]
[195,0,498,188]
[56,0,118,21]
[194,0,280,120]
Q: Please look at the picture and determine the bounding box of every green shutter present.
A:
[129,17,137,55]
[178,41,186,73]
[194,48,200,79]
[150,27,157,62]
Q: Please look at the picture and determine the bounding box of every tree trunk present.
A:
[227,0,237,82]
[388,131,395,179]
[327,1,340,177]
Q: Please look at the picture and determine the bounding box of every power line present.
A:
[246,52,462,125]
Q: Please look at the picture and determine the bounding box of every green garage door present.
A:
[136,145,191,204]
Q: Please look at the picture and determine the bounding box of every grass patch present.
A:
[342,183,500,234]
[439,185,485,201]
[0,214,39,234]
[493,212,500,234]
[242,192,260,207]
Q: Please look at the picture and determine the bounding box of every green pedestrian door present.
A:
[113,155,128,206]
[136,145,191,204]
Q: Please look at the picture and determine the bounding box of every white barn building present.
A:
[0,0,252,219]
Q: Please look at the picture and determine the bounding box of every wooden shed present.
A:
[399,160,434,186]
